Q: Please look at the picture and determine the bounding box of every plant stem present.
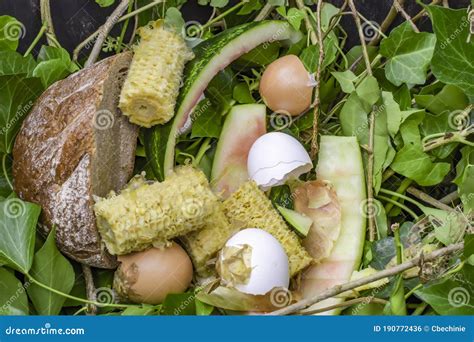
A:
[26,274,137,309]
[116,0,134,53]
[377,195,419,220]
[412,0,442,22]
[298,297,388,315]
[369,0,405,46]
[82,265,97,315]
[394,0,419,32]
[268,242,464,315]
[255,3,274,21]
[85,0,130,68]
[40,0,59,47]
[411,302,428,315]
[384,178,413,214]
[24,24,47,57]
[2,154,13,191]
[440,191,460,205]
[390,224,407,315]
[73,0,164,62]
[193,138,212,166]
[200,1,247,31]
[407,187,455,212]
[348,0,376,241]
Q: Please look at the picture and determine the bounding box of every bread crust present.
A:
[13,53,137,268]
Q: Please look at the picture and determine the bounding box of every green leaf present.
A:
[416,265,474,315]
[415,84,468,115]
[95,0,115,7]
[428,6,474,99]
[0,195,40,273]
[191,98,223,138]
[122,305,159,315]
[421,110,459,159]
[299,32,339,72]
[0,51,36,76]
[464,234,474,261]
[238,0,262,15]
[0,75,43,153]
[340,92,369,144]
[331,70,357,93]
[164,7,185,34]
[346,45,379,75]
[453,147,474,213]
[382,91,423,139]
[391,144,450,186]
[195,298,214,315]
[356,75,380,109]
[27,228,75,315]
[0,267,28,315]
[0,16,24,51]
[33,60,70,88]
[286,8,305,31]
[380,22,436,86]
[160,293,196,315]
[374,199,388,239]
[233,82,255,104]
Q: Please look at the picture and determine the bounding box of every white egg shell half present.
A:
[223,228,289,295]
[247,132,312,190]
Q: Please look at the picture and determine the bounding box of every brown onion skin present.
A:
[259,55,313,116]
[114,243,193,305]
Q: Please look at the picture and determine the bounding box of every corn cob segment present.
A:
[119,21,194,127]
[94,166,218,255]
[223,181,313,276]
[181,206,238,276]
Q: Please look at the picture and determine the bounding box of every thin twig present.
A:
[74,0,164,62]
[348,0,376,241]
[440,191,460,205]
[412,0,442,22]
[394,0,420,32]
[268,242,464,315]
[297,297,388,315]
[296,0,318,44]
[81,265,97,315]
[85,0,130,68]
[369,0,405,46]
[255,3,274,21]
[407,187,456,212]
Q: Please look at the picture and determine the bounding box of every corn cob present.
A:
[94,166,218,255]
[181,206,239,276]
[119,20,194,127]
[223,181,313,276]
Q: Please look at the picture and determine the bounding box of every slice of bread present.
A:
[13,52,138,268]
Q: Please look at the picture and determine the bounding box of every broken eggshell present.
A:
[216,228,289,295]
[247,132,312,190]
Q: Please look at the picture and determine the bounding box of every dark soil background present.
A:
[0,0,470,58]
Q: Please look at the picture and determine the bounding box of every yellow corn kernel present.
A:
[94,166,218,255]
[119,20,194,127]
[223,181,313,276]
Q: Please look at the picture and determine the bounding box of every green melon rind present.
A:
[145,21,301,181]
[306,135,367,315]
[210,104,266,197]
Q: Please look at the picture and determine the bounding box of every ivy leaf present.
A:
[95,0,115,7]
[233,82,255,104]
[0,75,43,153]
[0,51,36,76]
[416,265,474,315]
[380,22,436,86]
[27,227,75,315]
[0,195,41,273]
[331,70,357,93]
[428,6,474,99]
[391,144,450,186]
[0,267,28,315]
[454,147,474,215]
[415,84,468,115]
[33,46,77,88]
[164,7,185,34]
[286,8,305,31]
[191,98,222,139]
[160,293,196,315]
[340,92,369,144]
[0,16,24,51]
[238,0,262,15]
[356,75,380,109]
[382,91,423,139]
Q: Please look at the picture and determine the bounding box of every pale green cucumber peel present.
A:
[304,135,367,315]
[276,205,312,237]
[145,21,302,181]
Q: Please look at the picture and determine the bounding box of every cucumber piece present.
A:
[210,104,266,198]
[276,205,312,237]
[146,21,301,180]
[300,136,366,315]
[269,184,294,209]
